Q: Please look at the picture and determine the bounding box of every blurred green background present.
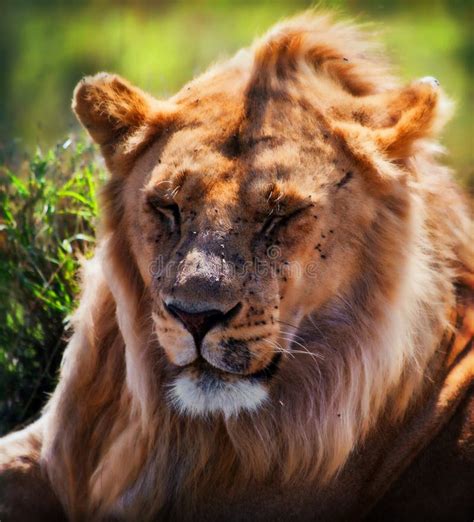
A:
[0,0,472,434]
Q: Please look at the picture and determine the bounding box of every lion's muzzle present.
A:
[164,299,242,347]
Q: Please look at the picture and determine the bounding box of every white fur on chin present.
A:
[168,372,268,419]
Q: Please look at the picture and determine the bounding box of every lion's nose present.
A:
[164,300,241,345]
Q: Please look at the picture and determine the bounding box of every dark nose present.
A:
[164,301,241,346]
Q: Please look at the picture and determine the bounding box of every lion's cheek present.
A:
[162,340,197,367]
[285,243,360,315]
[152,315,197,366]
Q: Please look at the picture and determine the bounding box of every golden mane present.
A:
[1,11,471,521]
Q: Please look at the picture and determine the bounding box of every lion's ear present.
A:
[73,73,151,146]
[72,73,175,173]
[367,78,453,160]
[333,79,454,194]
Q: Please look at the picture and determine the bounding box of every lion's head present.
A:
[42,12,472,518]
[73,15,450,420]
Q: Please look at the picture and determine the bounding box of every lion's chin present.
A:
[167,368,269,419]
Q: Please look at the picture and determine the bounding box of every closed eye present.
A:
[261,206,309,236]
[148,198,181,230]
[336,171,353,189]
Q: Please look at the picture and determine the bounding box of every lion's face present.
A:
[120,81,377,417]
[73,26,444,418]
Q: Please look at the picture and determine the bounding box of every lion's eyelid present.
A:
[148,199,181,229]
[335,171,353,189]
[261,205,310,235]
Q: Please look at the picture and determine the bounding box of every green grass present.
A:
[0,137,105,434]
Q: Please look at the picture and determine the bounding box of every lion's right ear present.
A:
[72,73,176,173]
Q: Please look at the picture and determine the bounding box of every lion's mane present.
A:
[29,12,473,521]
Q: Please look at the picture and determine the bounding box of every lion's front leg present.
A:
[0,421,66,522]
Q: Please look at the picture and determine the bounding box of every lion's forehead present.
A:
[141,81,347,216]
[151,125,337,200]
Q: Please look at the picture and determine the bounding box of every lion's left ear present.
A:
[72,73,176,174]
[366,77,453,160]
[333,78,454,193]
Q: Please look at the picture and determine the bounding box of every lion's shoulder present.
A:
[0,424,66,521]
[368,385,474,521]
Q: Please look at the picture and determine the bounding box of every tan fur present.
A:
[1,11,473,522]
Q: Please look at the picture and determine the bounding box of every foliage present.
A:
[0,137,105,434]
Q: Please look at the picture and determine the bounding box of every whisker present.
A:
[277,336,324,361]
[275,319,301,330]
[276,326,306,342]
[263,339,296,359]
[306,314,331,347]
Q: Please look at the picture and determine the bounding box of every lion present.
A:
[1,11,473,522]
